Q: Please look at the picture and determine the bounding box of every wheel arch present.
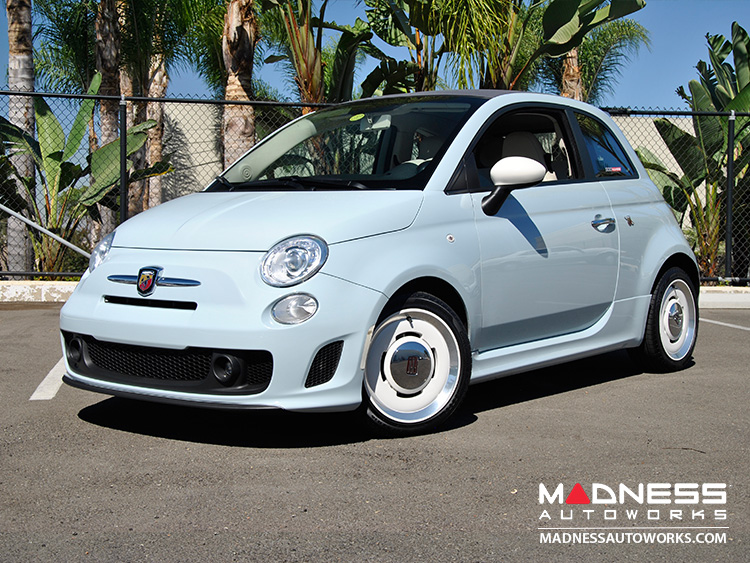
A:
[381,276,469,331]
[651,253,700,296]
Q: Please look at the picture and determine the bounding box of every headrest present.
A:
[418,136,443,159]
[501,131,546,167]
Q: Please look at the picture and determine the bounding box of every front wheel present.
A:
[631,267,698,372]
[363,293,471,435]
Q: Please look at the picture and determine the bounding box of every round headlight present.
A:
[88,231,115,273]
[261,235,328,287]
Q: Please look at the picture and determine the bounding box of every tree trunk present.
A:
[126,97,148,217]
[94,0,120,238]
[561,47,584,101]
[119,69,148,217]
[115,0,146,218]
[144,55,168,210]
[222,0,259,168]
[281,1,323,110]
[5,0,35,273]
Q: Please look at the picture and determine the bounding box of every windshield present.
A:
[208,95,484,192]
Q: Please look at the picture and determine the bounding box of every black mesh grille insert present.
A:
[305,340,344,388]
[86,338,211,381]
[63,332,273,394]
[246,355,274,387]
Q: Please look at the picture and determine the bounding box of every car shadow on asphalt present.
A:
[451,349,678,428]
[77,349,679,447]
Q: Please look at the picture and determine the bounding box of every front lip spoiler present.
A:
[62,374,280,411]
[107,274,201,288]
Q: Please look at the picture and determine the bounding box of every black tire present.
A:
[363,292,471,436]
[630,267,698,372]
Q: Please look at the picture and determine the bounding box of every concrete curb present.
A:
[1,280,750,308]
[0,281,79,303]
[698,286,750,309]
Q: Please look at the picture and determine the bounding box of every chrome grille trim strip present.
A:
[107,274,201,287]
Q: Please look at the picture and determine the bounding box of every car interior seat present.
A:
[501,131,556,182]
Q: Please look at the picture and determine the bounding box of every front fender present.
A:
[323,191,482,342]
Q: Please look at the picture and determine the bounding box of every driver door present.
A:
[468,106,619,352]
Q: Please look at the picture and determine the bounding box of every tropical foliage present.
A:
[433,0,647,90]
[535,18,650,104]
[0,75,170,271]
[638,22,750,278]
[33,0,97,93]
[261,0,419,102]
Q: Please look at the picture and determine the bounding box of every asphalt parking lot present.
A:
[0,303,747,562]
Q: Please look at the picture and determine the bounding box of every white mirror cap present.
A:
[490,156,547,187]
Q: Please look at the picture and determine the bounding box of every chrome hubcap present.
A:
[667,302,684,340]
[385,338,435,395]
[658,279,696,361]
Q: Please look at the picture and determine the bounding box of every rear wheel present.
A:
[363,293,471,435]
[631,267,698,372]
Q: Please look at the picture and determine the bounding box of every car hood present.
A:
[112,191,423,251]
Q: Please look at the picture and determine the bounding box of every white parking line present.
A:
[30,357,66,401]
[701,318,750,332]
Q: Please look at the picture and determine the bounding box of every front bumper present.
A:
[60,247,386,412]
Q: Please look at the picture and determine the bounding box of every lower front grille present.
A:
[87,338,210,381]
[63,331,272,395]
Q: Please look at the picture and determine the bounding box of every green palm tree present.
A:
[220,0,261,166]
[392,0,643,91]
[33,0,123,234]
[261,0,383,102]
[534,18,650,104]
[33,0,98,93]
[116,0,224,208]
[30,0,215,217]
[181,0,228,98]
[150,0,293,166]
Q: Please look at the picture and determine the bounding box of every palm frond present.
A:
[32,0,97,93]
[534,18,650,104]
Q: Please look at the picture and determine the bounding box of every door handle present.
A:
[591,216,616,233]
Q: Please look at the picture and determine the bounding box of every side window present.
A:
[470,110,577,190]
[575,113,635,178]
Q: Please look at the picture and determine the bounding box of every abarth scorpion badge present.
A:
[137,267,162,297]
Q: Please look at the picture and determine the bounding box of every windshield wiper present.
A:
[207,177,308,192]
[207,175,234,191]
[207,175,368,192]
[289,176,368,190]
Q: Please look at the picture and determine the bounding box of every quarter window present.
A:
[575,113,634,178]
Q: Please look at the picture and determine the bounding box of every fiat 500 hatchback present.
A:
[61,91,699,434]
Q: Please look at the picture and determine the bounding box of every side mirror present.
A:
[481,156,547,216]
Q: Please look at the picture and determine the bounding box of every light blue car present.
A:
[61,91,699,435]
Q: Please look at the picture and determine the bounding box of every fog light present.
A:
[67,337,83,364]
[211,354,241,386]
[272,293,318,325]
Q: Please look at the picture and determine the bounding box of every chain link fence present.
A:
[1,90,307,279]
[2,90,749,284]
[606,108,750,283]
